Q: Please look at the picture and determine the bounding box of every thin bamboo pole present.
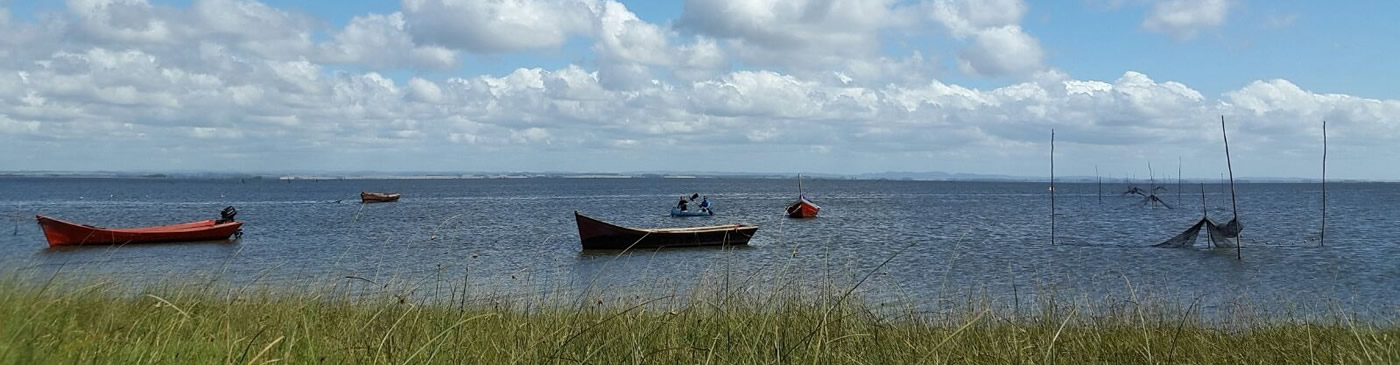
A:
[1096,165,1102,204]
[1220,116,1241,260]
[1202,182,1214,247]
[1178,156,1183,206]
[1200,183,1207,217]
[1050,129,1056,245]
[1321,121,1327,247]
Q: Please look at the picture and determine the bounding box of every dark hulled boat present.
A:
[574,211,757,250]
[360,192,401,203]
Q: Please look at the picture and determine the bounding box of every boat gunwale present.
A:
[575,211,755,234]
[36,216,242,234]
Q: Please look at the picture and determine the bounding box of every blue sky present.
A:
[0,0,1397,179]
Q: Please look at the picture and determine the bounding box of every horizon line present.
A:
[0,170,1387,183]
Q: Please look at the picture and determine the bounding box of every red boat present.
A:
[361,192,401,203]
[35,213,243,246]
[575,211,757,250]
[785,195,821,218]
[784,174,821,218]
[36,212,243,247]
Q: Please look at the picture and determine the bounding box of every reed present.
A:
[0,266,1395,364]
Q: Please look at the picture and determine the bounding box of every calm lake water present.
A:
[2,177,1397,315]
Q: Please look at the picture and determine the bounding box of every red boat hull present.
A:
[785,198,821,218]
[36,216,243,247]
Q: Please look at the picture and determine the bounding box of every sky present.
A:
[0,0,1397,179]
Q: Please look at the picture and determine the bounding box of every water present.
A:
[1,177,1397,315]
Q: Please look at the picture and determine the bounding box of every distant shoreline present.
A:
[0,172,1386,183]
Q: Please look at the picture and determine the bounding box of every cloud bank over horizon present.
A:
[0,0,1396,179]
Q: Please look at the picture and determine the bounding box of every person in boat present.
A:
[676,196,689,211]
[698,196,711,212]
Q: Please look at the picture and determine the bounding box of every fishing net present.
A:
[1153,218,1204,248]
[1155,217,1243,248]
[1205,218,1242,248]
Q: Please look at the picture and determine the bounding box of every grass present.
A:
[0,267,1396,365]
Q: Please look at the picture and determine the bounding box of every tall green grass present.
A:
[0,267,1395,364]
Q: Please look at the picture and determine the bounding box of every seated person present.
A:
[676,196,689,211]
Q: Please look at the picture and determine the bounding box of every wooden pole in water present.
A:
[1321,120,1327,247]
[1220,116,1241,260]
[1201,182,1213,247]
[1050,129,1056,245]
[1200,183,1207,217]
[1096,165,1102,204]
[1148,162,1155,190]
[1177,157,1183,206]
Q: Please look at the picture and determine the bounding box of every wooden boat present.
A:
[575,211,757,250]
[670,208,713,217]
[785,195,821,218]
[360,192,401,203]
[785,174,821,218]
[36,215,243,247]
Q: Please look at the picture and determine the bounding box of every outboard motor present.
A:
[217,206,238,224]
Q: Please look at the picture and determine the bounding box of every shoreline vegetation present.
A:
[1,270,1395,364]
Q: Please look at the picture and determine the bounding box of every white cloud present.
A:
[925,0,1044,77]
[958,25,1044,76]
[66,0,178,44]
[926,0,1026,37]
[36,0,465,72]
[402,0,598,53]
[191,0,310,42]
[396,0,727,86]
[677,0,923,81]
[1,33,1395,175]
[0,0,1397,178]
[1142,0,1231,41]
[405,78,443,103]
[316,12,457,70]
[594,1,670,66]
[1224,79,1400,143]
[591,1,727,88]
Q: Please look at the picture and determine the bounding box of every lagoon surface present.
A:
[2,177,1397,314]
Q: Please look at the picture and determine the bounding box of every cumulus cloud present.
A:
[316,12,458,70]
[1142,0,1231,41]
[926,0,1027,37]
[591,1,728,88]
[0,0,1396,177]
[677,0,926,82]
[925,0,1044,76]
[402,0,598,53]
[958,25,1044,76]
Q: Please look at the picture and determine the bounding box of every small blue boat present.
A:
[670,208,714,217]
